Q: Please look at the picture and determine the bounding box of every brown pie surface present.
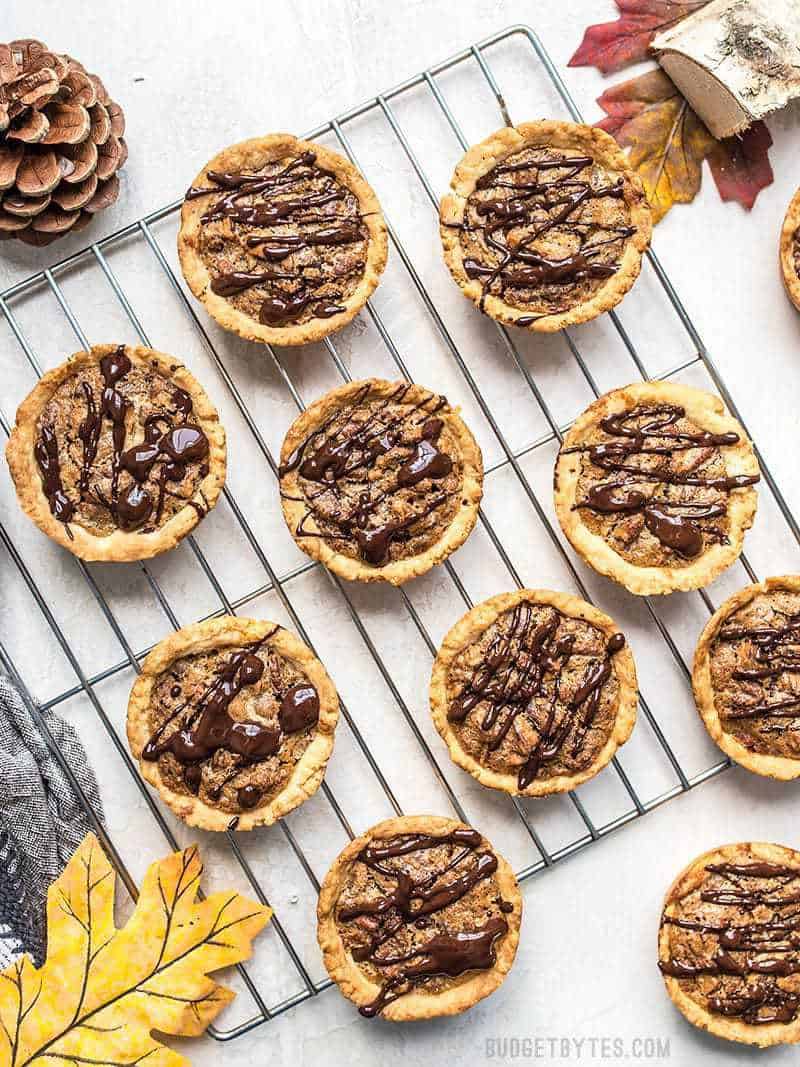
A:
[317,815,521,1021]
[430,589,637,796]
[178,134,387,346]
[278,378,483,585]
[126,616,339,831]
[693,576,800,780]
[659,842,800,1047]
[5,344,226,561]
[440,120,651,332]
[554,381,760,596]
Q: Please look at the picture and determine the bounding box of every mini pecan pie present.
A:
[177,134,388,346]
[126,617,339,831]
[659,842,800,1047]
[780,186,800,313]
[5,344,226,561]
[430,590,637,796]
[317,815,521,1020]
[439,120,651,332]
[554,382,760,596]
[693,576,800,780]
[278,379,483,585]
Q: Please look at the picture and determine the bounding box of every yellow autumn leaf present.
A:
[0,833,271,1067]
[596,69,716,223]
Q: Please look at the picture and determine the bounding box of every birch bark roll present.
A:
[653,0,800,139]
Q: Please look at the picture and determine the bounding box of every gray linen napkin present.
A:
[0,673,104,966]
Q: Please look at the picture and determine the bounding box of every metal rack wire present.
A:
[1,24,799,1040]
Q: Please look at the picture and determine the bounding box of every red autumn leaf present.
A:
[569,0,711,74]
[596,96,652,137]
[707,121,774,211]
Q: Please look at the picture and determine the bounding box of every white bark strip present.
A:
[653,0,800,138]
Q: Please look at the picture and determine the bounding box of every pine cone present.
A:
[0,39,127,246]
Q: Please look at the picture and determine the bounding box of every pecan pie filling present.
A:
[660,852,800,1027]
[455,146,636,318]
[445,601,625,790]
[563,402,759,569]
[141,627,321,815]
[708,587,800,760]
[185,150,370,327]
[280,384,464,568]
[334,828,514,1017]
[33,347,211,537]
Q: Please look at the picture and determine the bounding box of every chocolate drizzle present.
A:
[280,384,457,567]
[660,858,800,1025]
[119,419,209,528]
[336,828,510,1017]
[448,602,625,790]
[34,347,210,534]
[279,683,320,733]
[564,403,759,561]
[142,629,321,812]
[237,784,262,809]
[456,149,636,313]
[186,150,367,326]
[712,596,800,742]
[397,418,453,487]
[34,423,75,525]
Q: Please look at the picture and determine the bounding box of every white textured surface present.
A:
[3,3,800,1066]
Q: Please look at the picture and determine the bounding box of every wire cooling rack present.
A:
[2,23,800,1040]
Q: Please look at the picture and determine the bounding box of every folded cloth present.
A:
[0,673,104,966]
[0,828,28,969]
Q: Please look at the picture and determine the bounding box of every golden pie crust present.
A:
[430,589,638,796]
[317,815,521,1021]
[439,120,651,332]
[5,344,226,562]
[554,381,759,596]
[779,186,800,313]
[126,616,339,831]
[278,378,483,585]
[177,134,388,347]
[659,841,800,1048]
[693,576,800,780]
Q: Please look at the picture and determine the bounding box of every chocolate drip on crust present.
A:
[660,859,800,1025]
[186,151,368,327]
[143,628,320,812]
[35,346,210,533]
[336,829,510,1017]
[280,384,456,567]
[458,150,635,312]
[565,403,759,560]
[448,602,625,790]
